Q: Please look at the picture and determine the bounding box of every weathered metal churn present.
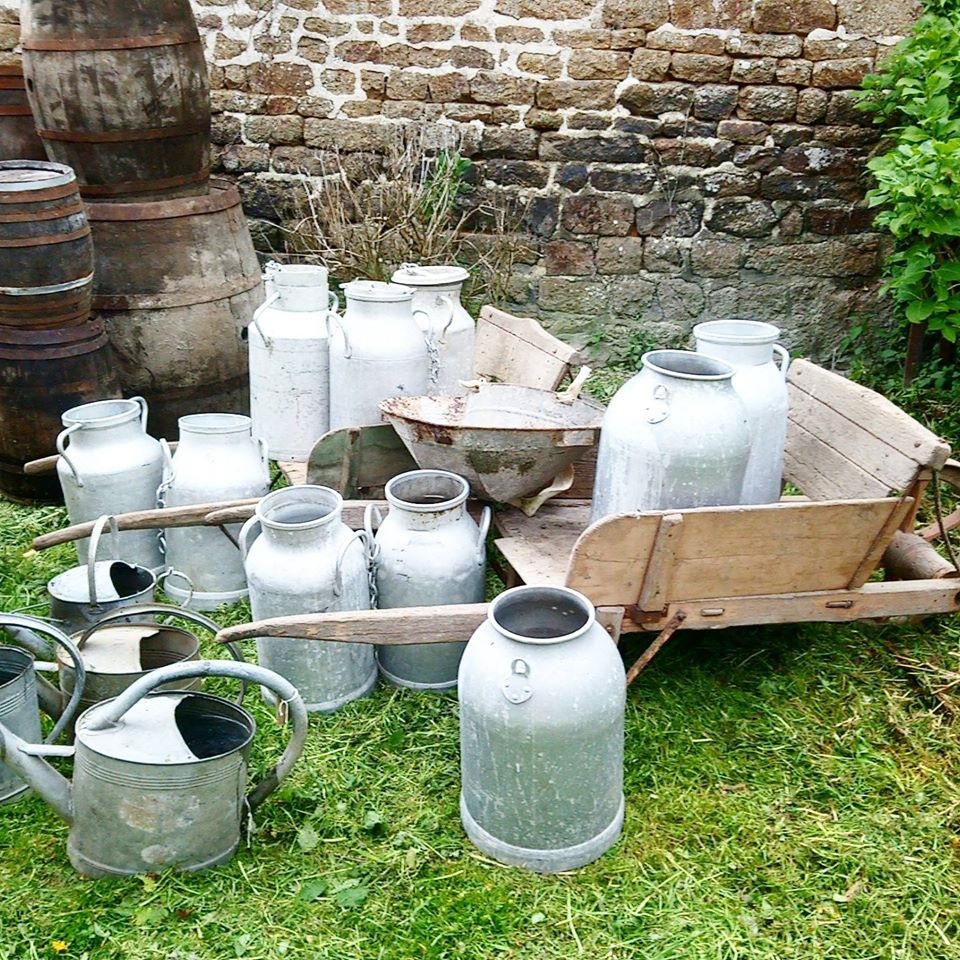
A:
[240,485,376,712]
[458,586,626,872]
[366,469,490,690]
[0,660,308,877]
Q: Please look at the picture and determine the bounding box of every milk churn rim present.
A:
[76,691,256,765]
[488,585,597,646]
[385,469,470,514]
[257,484,343,530]
[642,349,735,382]
[693,319,781,346]
[177,413,253,436]
[0,646,34,687]
[0,159,76,192]
[341,279,414,302]
[61,398,142,429]
[390,265,470,287]
[269,263,330,286]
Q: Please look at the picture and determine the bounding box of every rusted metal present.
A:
[625,610,687,685]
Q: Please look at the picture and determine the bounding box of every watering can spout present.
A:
[0,721,73,823]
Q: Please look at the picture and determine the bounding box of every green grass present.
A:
[1,340,959,959]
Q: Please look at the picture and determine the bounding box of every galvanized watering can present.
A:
[0,659,308,877]
[0,615,86,804]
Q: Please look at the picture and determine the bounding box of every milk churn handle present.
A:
[85,515,121,607]
[256,437,270,470]
[773,344,790,380]
[333,530,366,599]
[237,515,262,562]
[476,506,492,564]
[423,297,454,344]
[156,439,175,509]
[55,424,83,486]
[0,614,86,744]
[81,659,309,812]
[327,313,351,359]
[131,396,149,433]
[250,291,281,350]
[328,290,340,313]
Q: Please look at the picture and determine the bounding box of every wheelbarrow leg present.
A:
[625,610,687,685]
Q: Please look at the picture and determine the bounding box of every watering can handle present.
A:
[0,614,86,744]
[82,659,308,812]
[85,515,121,607]
[55,423,83,486]
[773,344,790,380]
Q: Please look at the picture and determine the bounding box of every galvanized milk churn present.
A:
[57,397,164,570]
[159,414,270,609]
[328,280,430,430]
[391,264,474,395]
[249,261,339,461]
[365,470,490,690]
[240,485,376,712]
[0,614,85,804]
[459,586,625,872]
[694,319,790,504]
[0,659,308,877]
[591,350,751,522]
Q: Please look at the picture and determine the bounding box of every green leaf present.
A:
[333,882,369,909]
[906,300,935,323]
[297,823,320,852]
[362,809,386,834]
[299,879,329,902]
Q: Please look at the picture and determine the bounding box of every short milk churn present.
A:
[0,659,308,877]
[391,264,474,395]
[57,397,164,570]
[159,414,270,610]
[694,319,790,504]
[0,614,86,804]
[249,261,338,461]
[240,485,376,712]
[328,280,429,430]
[591,350,750,522]
[459,586,625,872]
[366,470,490,690]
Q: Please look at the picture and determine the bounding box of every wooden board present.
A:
[305,425,416,498]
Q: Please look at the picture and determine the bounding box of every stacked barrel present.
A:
[0,64,45,161]
[19,0,262,441]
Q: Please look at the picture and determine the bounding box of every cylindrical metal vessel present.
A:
[160,414,270,610]
[20,0,210,201]
[56,398,165,570]
[240,485,376,712]
[369,470,489,690]
[694,319,790,505]
[0,318,120,504]
[391,264,474,396]
[0,65,46,161]
[0,161,94,330]
[87,183,263,440]
[328,280,429,430]
[249,262,337,461]
[591,350,750,522]
[459,585,625,872]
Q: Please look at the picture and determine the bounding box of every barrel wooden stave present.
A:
[0,66,46,161]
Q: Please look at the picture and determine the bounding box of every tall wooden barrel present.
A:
[0,317,121,504]
[0,65,45,161]
[0,160,94,329]
[88,182,263,440]
[20,0,210,201]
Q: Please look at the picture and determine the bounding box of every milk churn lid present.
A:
[391,264,470,287]
[77,691,254,764]
[341,279,414,303]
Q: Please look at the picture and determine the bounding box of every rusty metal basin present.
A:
[379,384,604,502]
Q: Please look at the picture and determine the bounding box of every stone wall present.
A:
[1,0,923,358]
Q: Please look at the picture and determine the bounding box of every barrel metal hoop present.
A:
[86,180,236,221]
[0,106,32,116]
[0,182,78,204]
[0,334,108,360]
[0,318,104,345]
[37,122,208,144]
[21,31,201,52]
[0,78,27,90]
[0,226,90,249]
[78,168,211,198]
[0,272,95,298]
[0,203,86,223]
[93,271,262,311]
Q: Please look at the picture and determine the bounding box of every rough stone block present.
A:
[545,240,596,275]
[386,70,429,100]
[776,59,813,85]
[636,199,703,237]
[602,0,669,29]
[760,172,818,200]
[336,40,385,64]
[538,277,609,313]
[562,195,636,236]
[496,26,545,43]
[523,196,560,237]
[754,0,836,34]
[804,37,878,61]
[471,71,537,105]
[730,57,777,83]
[706,198,779,237]
[733,144,781,170]
[589,166,658,193]
[408,23,456,43]
[271,146,332,176]
[245,115,304,145]
[303,118,394,151]
[481,127,540,159]
[812,58,874,89]
[611,29,649,49]
[657,277,706,323]
[304,17,351,36]
[608,276,658,315]
[554,28,613,49]
[526,109,564,131]
[595,236,645,274]
[246,63,314,96]
[770,123,815,147]
[647,27,726,54]
[568,113,612,131]
[835,0,922,37]
[716,119,769,143]
[219,144,272,175]
[796,87,829,123]
[619,80,695,116]
[702,170,761,197]
[824,89,872,126]
[745,240,878,277]
[484,160,550,188]
[517,53,563,77]
[644,236,685,271]
[325,0,392,12]
[670,53,732,83]
[569,51,631,80]
[690,237,743,276]
[214,36,246,61]
[558,164,590,190]
[782,144,856,176]
[805,203,875,235]
[541,135,644,163]
[537,80,618,110]
[211,115,242,145]
[671,0,752,29]
[630,48,672,81]
[738,85,798,122]
[427,72,470,101]
[400,0,479,12]
[461,24,492,41]
[728,33,803,57]
[693,84,739,120]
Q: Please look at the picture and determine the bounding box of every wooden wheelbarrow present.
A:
[30,361,960,681]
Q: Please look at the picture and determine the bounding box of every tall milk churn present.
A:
[391,264,474,395]
[249,261,338,461]
[0,614,86,804]
[366,470,490,690]
[328,280,429,430]
[459,586,625,872]
[57,397,165,570]
[591,350,750,523]
[159,414,270,610]
[239,485,376,712]
[694,319,790,504]
[0,659,308,877]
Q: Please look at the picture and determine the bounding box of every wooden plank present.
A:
[216,603,489,646]
[305,425,416,499]
[494,536,570,586]
[636,513,683,611]
[278,460,307,485]
[847,496,916,588]
[474,305,577,390]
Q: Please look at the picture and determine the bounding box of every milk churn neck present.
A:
[61,398,142,430]
[642,349,734,382]
[488,586,596,646]
[342,279,413,303]
[256,484,344,533]
[385,469,469,514]
[693,318,780,346]
[177,413,253,438]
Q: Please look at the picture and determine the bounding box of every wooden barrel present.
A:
[0,316,121,504]
[0,160,94,330]
[20,0,210,201]
[0,65,46,161]
[87,182,262,440]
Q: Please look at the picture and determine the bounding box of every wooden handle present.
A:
[883,531,959,581]
[24,440,178,477]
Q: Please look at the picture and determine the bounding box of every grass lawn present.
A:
[1,343,959,960]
